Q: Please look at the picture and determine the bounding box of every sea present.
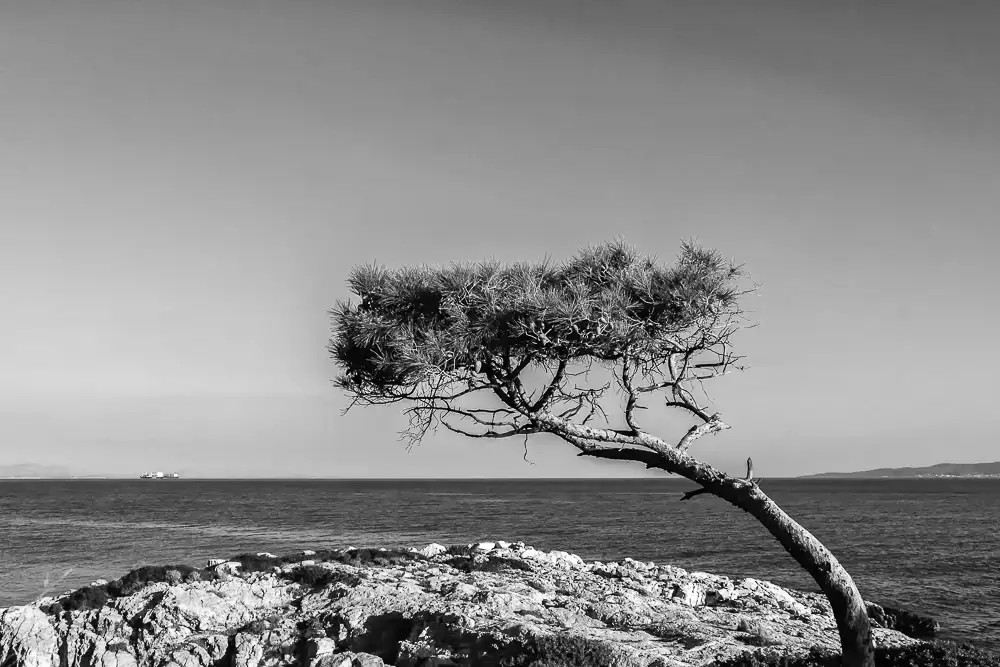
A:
[1,478,997,651]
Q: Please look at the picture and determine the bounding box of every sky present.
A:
[1,0,998,478]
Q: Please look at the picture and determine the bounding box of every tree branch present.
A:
[663,401,713,422]
[531,359,568,412]
[680,487,710,501]
[681,455,756,501]
[676,413,730,451]
[621,353,640,435]
[572,442,665,469]
[531,410,672,454]
[440,420,539,439]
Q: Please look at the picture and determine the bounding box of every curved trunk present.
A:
[538,414,875,667]
[709,479,874,667]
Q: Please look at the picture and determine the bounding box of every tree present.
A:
[329,240,874,667]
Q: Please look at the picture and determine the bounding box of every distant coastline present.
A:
[799,461,1000,479]
[0,463,73,479]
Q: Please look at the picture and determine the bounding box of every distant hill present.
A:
[800,461,1000,478]
[0,463,73,478]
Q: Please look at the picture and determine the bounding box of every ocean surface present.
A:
[1,478,997,651]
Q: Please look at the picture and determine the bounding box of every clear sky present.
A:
[2,0,998,478]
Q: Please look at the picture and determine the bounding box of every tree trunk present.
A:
[538,414,875,667]
[709,479,874,667]
[571,445,874,667]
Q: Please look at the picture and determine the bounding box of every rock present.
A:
[866,602,940,639]
[587,601,650,627]
[0,606,59,667]
[0,544,930,667]
[547,550,585,570]
[446,582,479,598]
[672,582,706,607]
[302,550,317,556]
[549,607,605,629]
[707,587,739,605]
[214,561,243,575]
[256,552,276,558]
[309,636,339,660]
[756,579,797,606]
[417,543,447,558]
[622,557,655,572]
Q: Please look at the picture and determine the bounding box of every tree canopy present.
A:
[331,240,752,452]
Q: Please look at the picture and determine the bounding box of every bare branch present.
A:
[745,456,763,485]
[408,403,518,430]
[571,442,667,468]
[663,401,713,422]
[680,487,710,501]
[621,353,640,435]
[682,455,756,501]
[676,413,731,451]
[531,359,568,412]
[509,353,534,380]
[440,420,538,439]
[531,409,673,454]
[635,379,679,394]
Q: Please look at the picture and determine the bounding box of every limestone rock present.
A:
[867,602,940,639]
[417,543,447,558]
[0,540,930,667]
[547,550,586,570]
[214,561,242,576]
[0,606,59,667]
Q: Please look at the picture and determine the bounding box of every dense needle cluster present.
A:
[330,240,751,449]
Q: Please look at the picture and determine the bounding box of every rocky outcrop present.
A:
[1,542,926,667]
[866,602,940,639]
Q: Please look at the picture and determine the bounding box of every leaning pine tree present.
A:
[330,240,874,667]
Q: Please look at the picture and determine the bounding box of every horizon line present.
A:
[3,475,988,481]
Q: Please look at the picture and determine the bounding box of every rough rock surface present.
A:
[1,542,924,667]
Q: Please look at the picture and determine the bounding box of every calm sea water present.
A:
[0,479,997,651]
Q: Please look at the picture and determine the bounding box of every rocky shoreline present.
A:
[0,541,938,667]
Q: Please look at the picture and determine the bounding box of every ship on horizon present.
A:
[139,471,180,479]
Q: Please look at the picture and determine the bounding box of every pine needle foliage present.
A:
[330,240,752,449]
